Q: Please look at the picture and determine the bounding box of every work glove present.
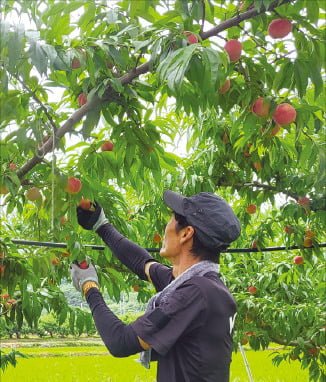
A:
[69,261,99,292]
[77,201,108,231]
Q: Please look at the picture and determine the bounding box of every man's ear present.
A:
[180,225,195,244]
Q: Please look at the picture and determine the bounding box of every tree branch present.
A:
[218,181,299,200]
[270,335,315,348]
[200,0,292,40]
[16,0,292,180]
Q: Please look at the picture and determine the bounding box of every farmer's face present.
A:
[159,215,182,260]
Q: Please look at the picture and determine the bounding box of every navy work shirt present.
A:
[130,262,237,382]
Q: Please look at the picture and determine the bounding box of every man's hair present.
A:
[174,212,227,263]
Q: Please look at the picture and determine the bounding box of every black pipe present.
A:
[10,239,326,253]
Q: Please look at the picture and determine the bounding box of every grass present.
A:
[1,343,310,382]
[1,354,156,382]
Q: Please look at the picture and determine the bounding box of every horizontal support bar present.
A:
[10,239,326,253]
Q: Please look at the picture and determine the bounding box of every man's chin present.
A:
[159,247,167,257]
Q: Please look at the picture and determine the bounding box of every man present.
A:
[70,190,241,382]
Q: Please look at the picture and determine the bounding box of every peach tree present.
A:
[0,0,325,379]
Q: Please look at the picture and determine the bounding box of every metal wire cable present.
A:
[10,239,326,253]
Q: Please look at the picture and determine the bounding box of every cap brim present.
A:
[163,190,186,216]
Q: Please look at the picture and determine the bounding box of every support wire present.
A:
[10,239,326,253]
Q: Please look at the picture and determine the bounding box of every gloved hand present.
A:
[77,201,108,231]
[69,261,99,292]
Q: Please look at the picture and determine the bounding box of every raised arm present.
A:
[76,201,157,281]
[96,223,157,281]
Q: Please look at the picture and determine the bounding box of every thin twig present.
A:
[15,75,58,134]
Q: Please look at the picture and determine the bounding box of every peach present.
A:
[273,103,296,125]
[25,187,41,201]
[78,93,87,106]
[293,255,304,265]
[268,19,292,39]
[101,141,114,151]
[303,237,313,248]
[253,161,262,171]
[183,31,198,44]
[65,177,82,194]
[297,196,310,206]
[224,39,242,62]
[218,78,231,94]
[252,97,270,118]
[248,286,257,294]
[246,204,257,214]
[153,233,162,243]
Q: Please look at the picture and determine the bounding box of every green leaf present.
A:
[306,0,320,24]
[309,62,323,100]
[81,108,101,139]
[157,45,197,91]
[273,61,294,92]
[8,24,25,73]
[294,59,308,98]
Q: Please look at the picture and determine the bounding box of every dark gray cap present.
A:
[163,190,241,248]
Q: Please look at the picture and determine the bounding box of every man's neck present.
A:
[172,254,201,278]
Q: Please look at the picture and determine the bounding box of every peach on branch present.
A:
[273,103,296,125]
[9,163,17,171]
[78,93,87,107]
[0,265,5,277]
[71,48,86,69]
[252,98,270,118]
[268,19,292,39]
[61,251,71,258]
[218,78,231,94]
[248,286,257,294]
[297,196,310,206]
[293,255,304,265]
[25,187,41,201]
[51,257,60,266]
[308,347,319,356]
[153,233,162,243]
[183,31,198,44]
[72,57,81,69]
[284,225,294,234]
[303,237,313,248]
[101,141,114,151]
[60,217,67,224]
[305,229,315,238]
[253,161,262,171]
[224,39,242,62]
[246,204,257,214]
[268,124,281,137]
[65,177,82,194]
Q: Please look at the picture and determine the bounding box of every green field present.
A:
[1,342,310,382]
